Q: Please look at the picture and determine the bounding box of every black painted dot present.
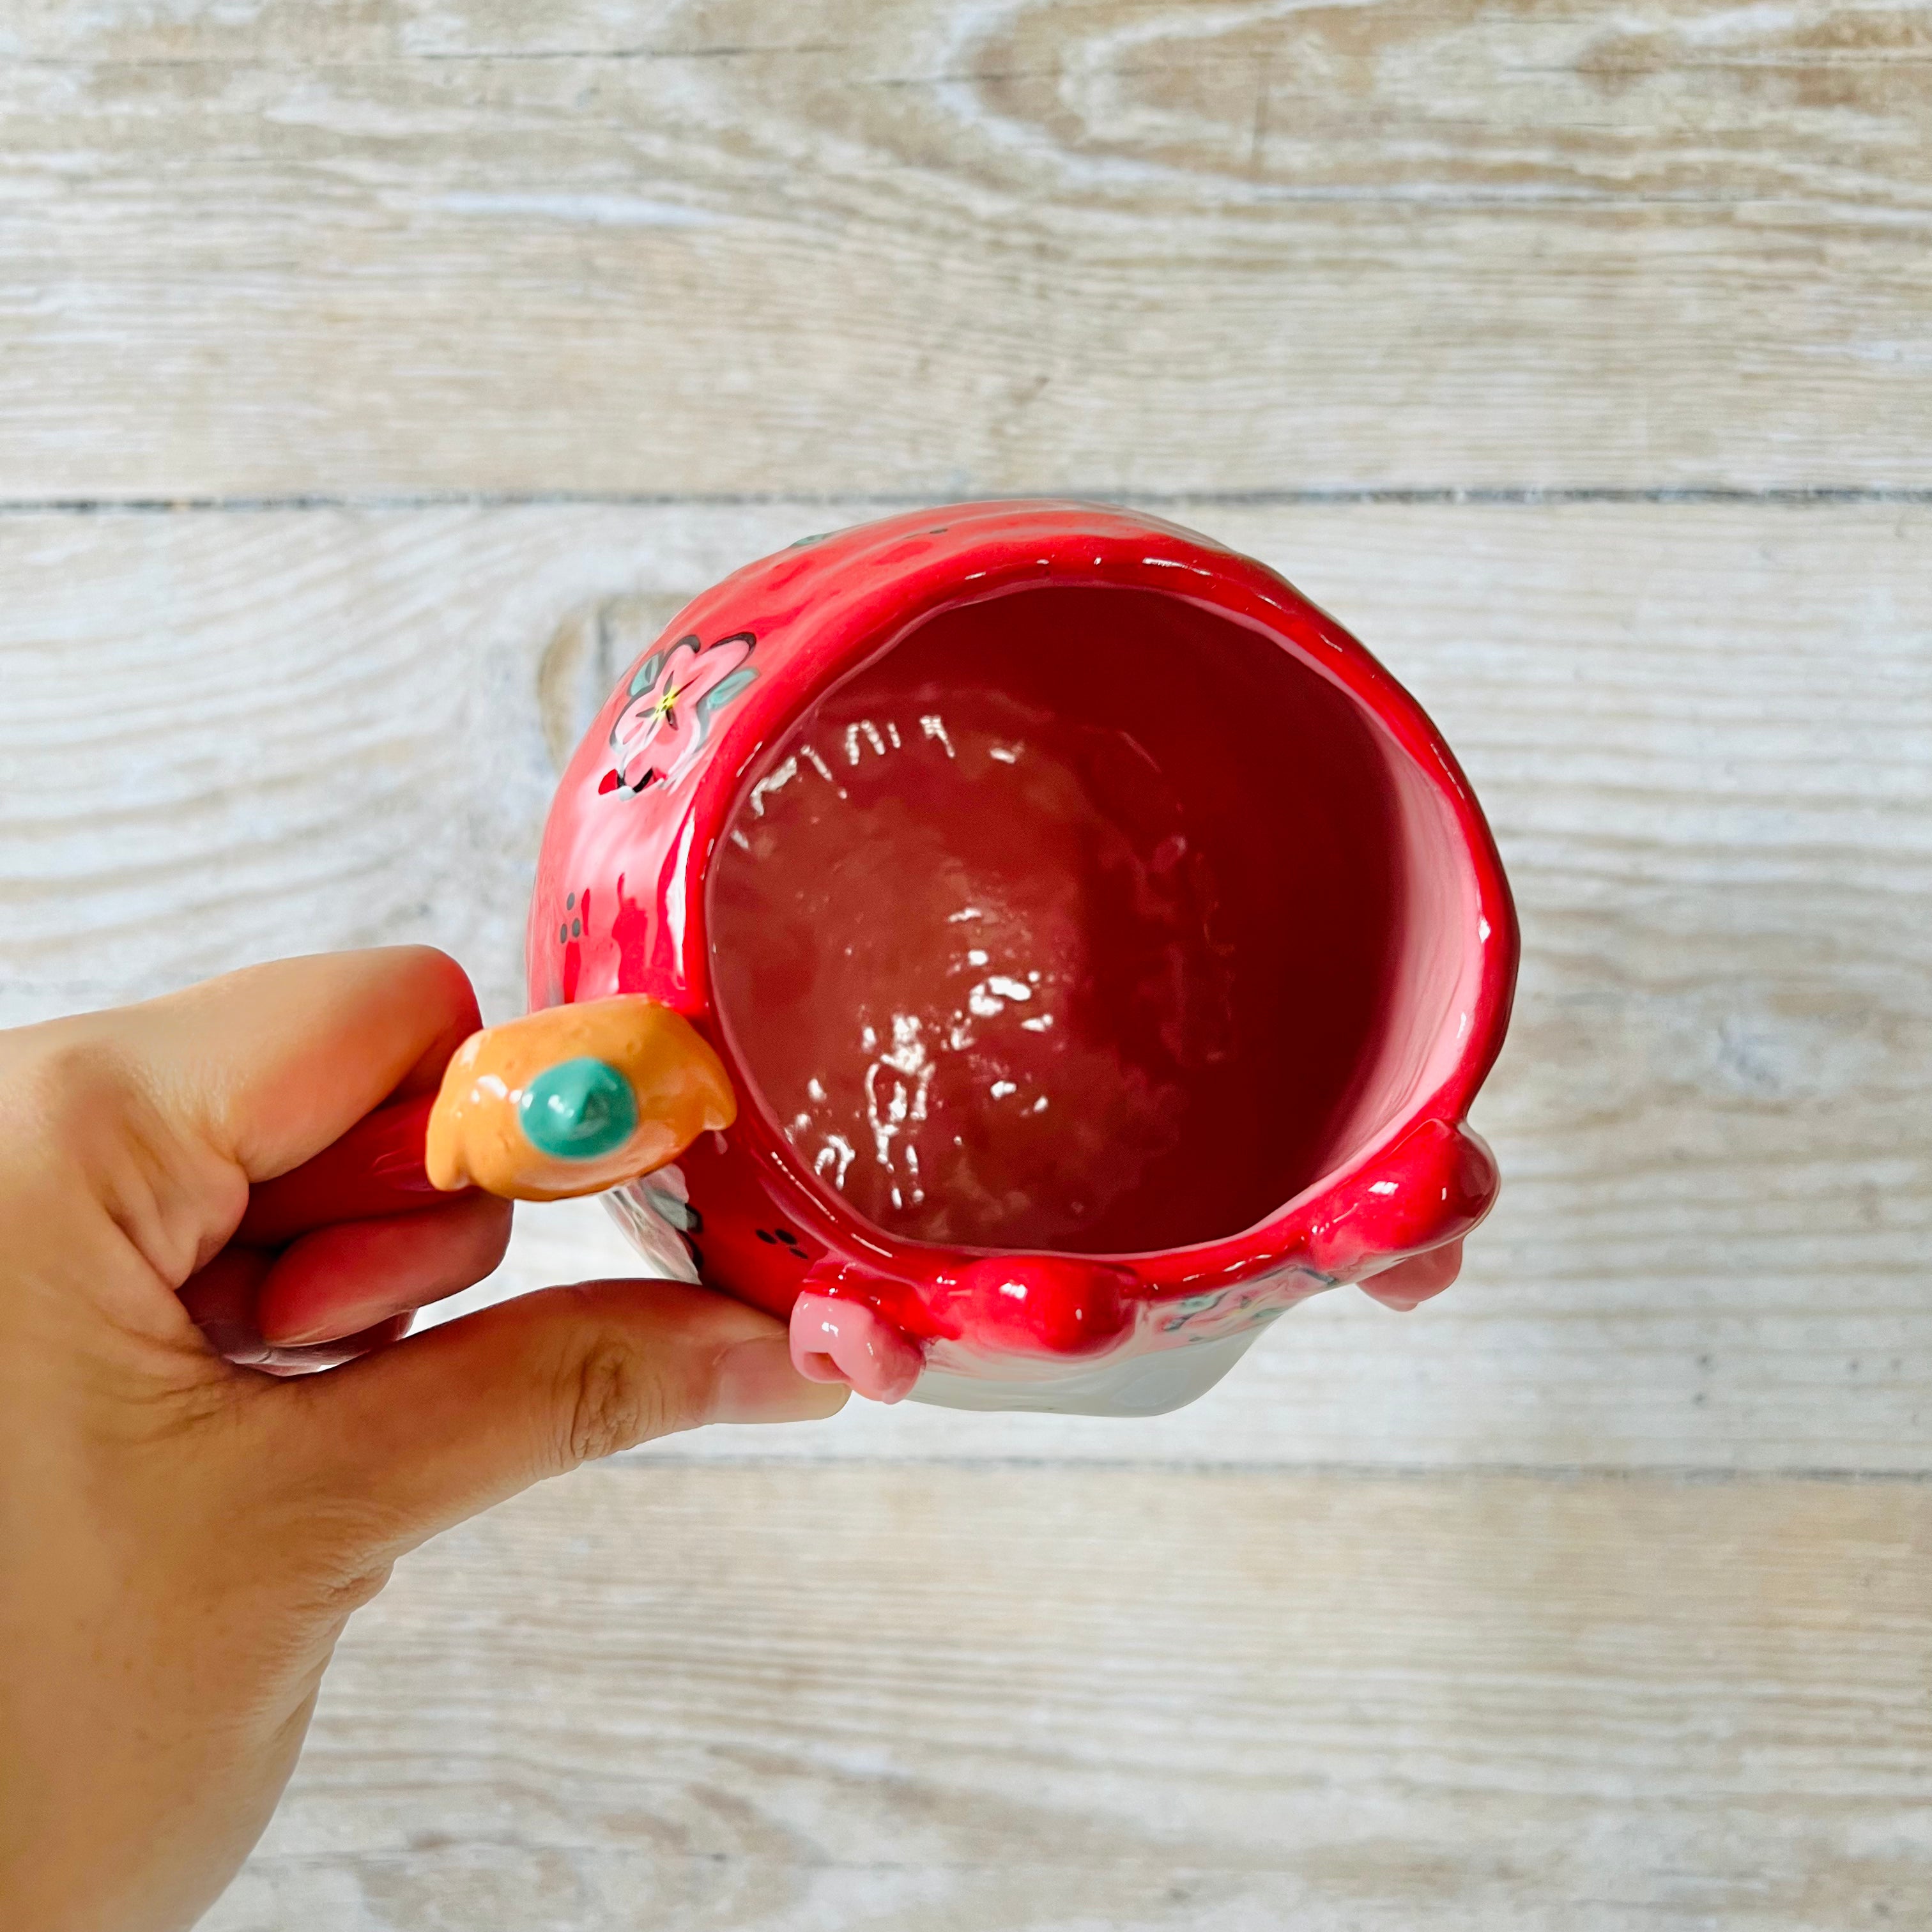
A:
[776,1227,802,1248]
[571,918,581,938]
[566,891,576,910]
[557,924,569,945]
[756,1229,778,1244]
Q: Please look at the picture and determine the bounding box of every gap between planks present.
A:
[617,1452,1932,1483]
[5,486,1932,516]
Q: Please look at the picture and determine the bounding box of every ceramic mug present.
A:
[521,502,1514,1422]
[264,501,1517,1417]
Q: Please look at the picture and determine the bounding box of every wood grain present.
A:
[4,498,1926,1471]
[4,8,1928,1920]
[3,0,1930,498]
[199,1462,1932,1931]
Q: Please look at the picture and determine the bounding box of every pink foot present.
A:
[1359,1239,1464,1311]
[789,1293,924,1404]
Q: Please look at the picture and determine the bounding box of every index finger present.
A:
[111,946,484,1184]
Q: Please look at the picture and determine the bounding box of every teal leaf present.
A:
[696,666,757,720]
[629,635,700,697]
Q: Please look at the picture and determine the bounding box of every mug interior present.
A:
[708,583,1476,1257]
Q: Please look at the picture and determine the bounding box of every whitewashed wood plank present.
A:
[201,1463,1932,1931]
[2,0,1929,496]
[3,500,1927,1471]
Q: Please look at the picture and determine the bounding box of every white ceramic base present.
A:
[910,1317,1284,1417]
[607,1180,1301,1418]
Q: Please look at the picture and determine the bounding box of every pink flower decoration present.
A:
[607,631,756,793]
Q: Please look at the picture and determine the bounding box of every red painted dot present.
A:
[597,769,621,794]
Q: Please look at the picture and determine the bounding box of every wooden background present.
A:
[3,3,1928,1926]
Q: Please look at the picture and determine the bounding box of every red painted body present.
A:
[241,1094,442,1246]
[526,502,1519,1404]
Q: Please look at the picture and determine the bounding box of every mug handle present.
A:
[241,996,734,1236]
[240,1092,444,1245]
[422,996,734,1201]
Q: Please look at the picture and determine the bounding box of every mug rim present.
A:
[571,498,1518,1289]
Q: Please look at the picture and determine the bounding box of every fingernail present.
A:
[264,1310,367,1347]
[199,1319,270,1365]
[712,1336,850,1425]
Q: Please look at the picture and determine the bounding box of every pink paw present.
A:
[1358,1239,1464,1312]
[788,1293,924,1404]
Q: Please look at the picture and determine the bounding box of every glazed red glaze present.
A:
[528,501,1519,1391]
[710,667,1258,1256]
[240,1094,445,1246]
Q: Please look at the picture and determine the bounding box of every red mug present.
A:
[268,500,1516,1416]
[537,506,1514,1414]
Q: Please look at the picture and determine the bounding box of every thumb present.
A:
[269,1280,848,1554]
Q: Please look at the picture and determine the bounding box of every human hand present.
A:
[0,949,845,1932]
